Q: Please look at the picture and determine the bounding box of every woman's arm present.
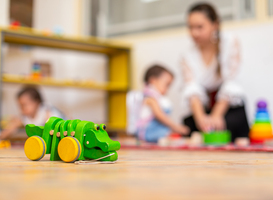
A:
[190,96,212,132]
[145,98,189,135]
[210,38,242,130]
[211,99,229,117]
[181,58,211,132]
[210,99,229,130]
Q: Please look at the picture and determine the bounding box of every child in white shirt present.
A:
[0,86,65,141]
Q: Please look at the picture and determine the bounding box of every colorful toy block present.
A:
[31,62,41,80]
[24,117,120,163]
[9,21,21,30]
[250,100,273,144]
[203,130,231,146]
[0,140,11,149]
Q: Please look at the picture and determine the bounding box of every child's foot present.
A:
[235,138,249,147]
[189,131,203,147]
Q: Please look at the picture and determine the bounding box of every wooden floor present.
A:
[1,148,273,200]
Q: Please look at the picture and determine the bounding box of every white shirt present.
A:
[139,90,172,121]
[22,104,65,126]
[181,35,244,117]
[137,85,172,139]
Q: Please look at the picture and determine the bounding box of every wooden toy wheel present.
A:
[24,136,47,161]
[58,136,81,163]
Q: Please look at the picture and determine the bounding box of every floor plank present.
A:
[1,148,273,200]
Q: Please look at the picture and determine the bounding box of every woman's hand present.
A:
[195,114,212,132]
[190,96,212,132]
[210,114,226,131]
[210,99,229,131]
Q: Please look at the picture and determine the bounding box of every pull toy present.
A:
[24,117,120,163]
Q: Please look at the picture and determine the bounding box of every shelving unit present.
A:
[0,27,131,131]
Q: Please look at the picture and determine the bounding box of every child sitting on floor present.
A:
[137,65,189,143]
[0,86,65,141]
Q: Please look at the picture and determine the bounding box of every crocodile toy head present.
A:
[82,123,120,161]
[24,117,120,163]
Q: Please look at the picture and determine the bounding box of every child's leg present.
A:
[145,119,171,143]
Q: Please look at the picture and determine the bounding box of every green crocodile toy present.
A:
[24,117,120,163]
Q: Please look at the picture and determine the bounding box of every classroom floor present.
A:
[1,148,273,200]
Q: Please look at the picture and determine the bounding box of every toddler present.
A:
[137,65,189,143]
[0,86,65,141]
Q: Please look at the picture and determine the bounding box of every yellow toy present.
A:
[0,140,11,149]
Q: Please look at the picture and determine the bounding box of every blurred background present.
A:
[0,0,273,134]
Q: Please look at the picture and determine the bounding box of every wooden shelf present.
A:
[1,27,131,54]
[2,75,128,91]
[0,27,131,131]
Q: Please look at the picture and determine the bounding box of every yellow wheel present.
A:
[24,136,46,161]
[58,136,81,163]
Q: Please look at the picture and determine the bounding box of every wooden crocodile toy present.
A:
[24,117,120,163]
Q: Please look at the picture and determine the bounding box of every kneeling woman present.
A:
[181,3,249,145]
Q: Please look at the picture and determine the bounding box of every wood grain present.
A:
[0,148,273,200]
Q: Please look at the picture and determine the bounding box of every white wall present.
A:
[33,0,79,35]
[122,22,273,124]
[236,23,273,122]
[0,0,9,26]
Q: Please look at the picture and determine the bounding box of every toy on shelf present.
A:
[24,117,120,163]
[249,100,273,144]
[41,29,52,36]
[9,21,21,30]
[53,26,64,36]
[31,62,41,80]
[203,130,231,146]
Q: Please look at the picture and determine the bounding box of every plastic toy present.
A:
[0,140,11,149]
[249,100,273,144]
[31,62,41,80]
[53,26,64,36]
[9,21,20,30]
[24,117,120,163]
[203,130,231,146]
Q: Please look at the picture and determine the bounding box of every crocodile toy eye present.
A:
[100,124,106,131]
[94,124,100,131]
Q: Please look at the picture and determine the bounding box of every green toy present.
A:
[24,117,120,163]
[203,130,231,146]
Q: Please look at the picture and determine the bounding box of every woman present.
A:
[181,3,249,145]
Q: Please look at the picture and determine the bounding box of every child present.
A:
[137,65,189,143]
[0,86,65,140]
